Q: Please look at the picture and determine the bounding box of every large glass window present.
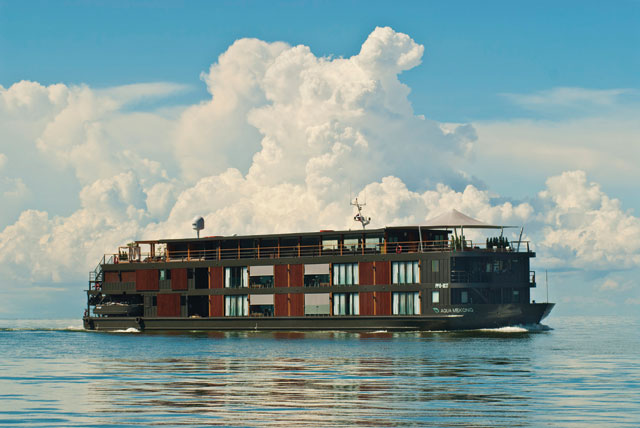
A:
[365,237,383,253]
[343,237,359,254]
[305,293,330,315]
[249,294,274,317]
[392,261,419,284]
[305,264,330,287]
[322,238,339,252]
[432,290,440,304]
[249,265,274,288]
[225,295,248,316]
[332,293,359,315]
[333,263,359,285]
[225,267,248,288]
[392,292,420,315]
[159,269,171,280]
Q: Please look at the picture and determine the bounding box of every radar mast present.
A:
[351,197,371,229]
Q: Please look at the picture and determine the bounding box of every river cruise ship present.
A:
[83,209,554,331]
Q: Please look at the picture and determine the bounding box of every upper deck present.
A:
[101,226,533,266]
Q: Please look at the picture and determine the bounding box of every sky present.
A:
[0,1,639,319]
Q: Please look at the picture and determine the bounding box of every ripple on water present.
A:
[0,317,638,427]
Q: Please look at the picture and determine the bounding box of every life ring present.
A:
[396,245,403,254]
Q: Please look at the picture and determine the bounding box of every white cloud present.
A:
[0,153,7,169]
[502,87,637,112]
[0,27,639,319]
[537,171,640,269]
[598,277,633,292]
[1,177,29,199]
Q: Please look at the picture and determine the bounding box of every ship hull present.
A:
[83,303,554,332]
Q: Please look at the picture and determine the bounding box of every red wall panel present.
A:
[171,268,188,290]
[375,292,392,315]
[104,272,119,283]
[209,295,223,317]
[374,261,391,285]
[135,269,158,291]
[121,271,136,283]
[289,264,303,287]
[157,293,180,317]
[359,262,374,285]
[289,293,304,316]
[275,293,288,316]
[210,267,224,289]
[359,292,375,316]
[275,264,288,287]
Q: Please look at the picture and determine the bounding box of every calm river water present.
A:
[0,316,638,427]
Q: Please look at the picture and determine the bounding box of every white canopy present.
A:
[423,209,513,229]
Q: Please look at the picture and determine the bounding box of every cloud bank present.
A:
[0,27,638,315]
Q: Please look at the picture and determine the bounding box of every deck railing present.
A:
[101,239,532,265]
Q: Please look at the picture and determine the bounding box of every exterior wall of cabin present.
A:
[95,230,536,321]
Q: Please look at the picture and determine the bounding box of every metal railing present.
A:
[101,239,532,265]
[88,254,105,289]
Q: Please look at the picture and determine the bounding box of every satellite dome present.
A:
[192,216,204,238]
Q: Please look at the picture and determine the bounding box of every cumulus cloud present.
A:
[0,25,639,317]
[537,171,640,269]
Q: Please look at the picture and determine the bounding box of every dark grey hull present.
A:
[83,303,554,332]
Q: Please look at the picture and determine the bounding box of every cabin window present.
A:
[432,260,440,273]
[249,265,274,288]
[225,295,248,316]
[513,290,520,303]
[322,238,339,252]
[188,295,208,317]
[304,264,330,287]
[159,269,171,281]
[305,293,330,315]
[392,292,420,315]
[432,291,440,304]
[333,263,359,285]
[152,296,157,306]
[249,294,274,317]
[195,268,208,289]
[225,267,248,288]
[365,237,383,253]
[392,261,419,284]
[343,237,360,254]
[461,291,468,304]
[332,293,359,315]
[187,268,194,279]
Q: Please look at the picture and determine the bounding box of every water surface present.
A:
[0,317,638,427]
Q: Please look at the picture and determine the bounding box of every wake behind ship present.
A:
[83,209,554,331]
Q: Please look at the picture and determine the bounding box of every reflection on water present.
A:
[1,317,639,427]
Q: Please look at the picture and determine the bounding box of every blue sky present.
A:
[2,1,638,121]
[0,1,639,319]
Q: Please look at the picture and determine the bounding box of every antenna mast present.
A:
[351,197,371,229]
[545,270,549,303]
